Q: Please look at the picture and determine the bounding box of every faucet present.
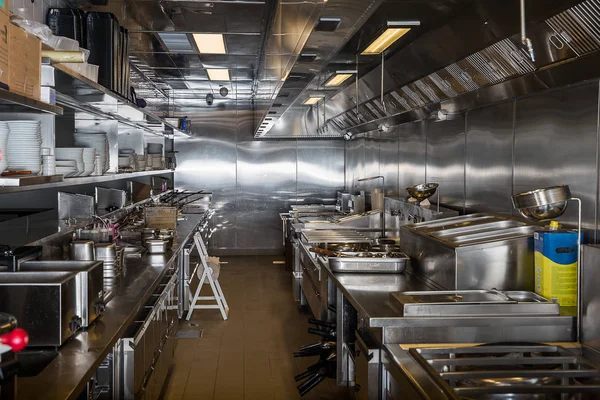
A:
[357,176,386,237]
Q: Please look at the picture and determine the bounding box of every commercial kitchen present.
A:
[2,0,600,399]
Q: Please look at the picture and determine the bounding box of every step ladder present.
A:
[185,232,229,321]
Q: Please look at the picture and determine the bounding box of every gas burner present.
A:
[409,344,600,399]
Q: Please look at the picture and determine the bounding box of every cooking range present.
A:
[406,344,600,399]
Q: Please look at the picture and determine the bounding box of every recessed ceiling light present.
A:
[361,21,420,55]
[207,69,230,81]
[303,97,322,105]
[193,33,226,54]
[324,71,356,87]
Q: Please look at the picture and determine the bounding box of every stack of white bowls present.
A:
[73,131,110,174]
[56,148,84,176]
[0,122,8,174]
[6,121,42,174]
[80,148,96,177]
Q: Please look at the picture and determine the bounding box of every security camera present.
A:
[343,132,353,141]
[219,86,228,97]
[206,93,214,106]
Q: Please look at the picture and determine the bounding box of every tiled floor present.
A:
[161,256,351,400]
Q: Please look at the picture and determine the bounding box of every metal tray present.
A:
[390,290,560,317]
[431,220,526,237]
[329,252,409,274]
[504,291,552,303]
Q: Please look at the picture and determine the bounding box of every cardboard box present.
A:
[9,23,41,99]
[0,11,8,86]
[0,0,9,16]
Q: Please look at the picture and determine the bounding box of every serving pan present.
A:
[329,252,409,273]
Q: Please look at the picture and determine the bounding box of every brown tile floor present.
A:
[161,255,351,400]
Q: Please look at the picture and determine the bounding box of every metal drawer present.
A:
[302,271,323,320]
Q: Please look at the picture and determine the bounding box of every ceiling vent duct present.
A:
[330,0,600,136]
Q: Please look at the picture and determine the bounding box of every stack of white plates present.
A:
[81,148,96,177]
[73,131,109,174]
[0,122,8,174]
[6,121,42,174]
[56,148,84,176]
[56,160,78,177]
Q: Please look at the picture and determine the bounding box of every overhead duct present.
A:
[326,0,599,136]
[252,0,328,137]
[255,0,385,137]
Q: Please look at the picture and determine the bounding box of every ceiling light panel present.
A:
[362,28,411,55]
[324,73,353,87]
[193,33,227,54]
[157,33,195,53]
[207,69,230,81]
[304,97,322,105]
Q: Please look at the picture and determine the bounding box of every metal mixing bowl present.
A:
[406,183,439,202]
[512,185,571,221]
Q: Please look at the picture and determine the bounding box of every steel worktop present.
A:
[14,213,205,400]
[316,247,577,344]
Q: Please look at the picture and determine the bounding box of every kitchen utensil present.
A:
[328,252,409,273]
[406,183,439,202]
[309,247,339,257]
[390,290,560,316]
[512,185,571,221]
[156,234,174,248]
[144,239,168,254]
[70,241,95,261]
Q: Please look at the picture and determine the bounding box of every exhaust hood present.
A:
[260,0,600,138]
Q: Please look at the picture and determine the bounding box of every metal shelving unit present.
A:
[0,170,173,194]
[0,87,63,115]
[52,64,188,136]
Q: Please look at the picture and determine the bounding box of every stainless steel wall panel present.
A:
[362,132,381,191]
[514,82,598,239]
[297,140,345,205]
[426,117,466,211]
[236,140,298,210]
[379,129,400,198]
[465,102,514,214]
[345,137,365,192]
[398,121,427,193]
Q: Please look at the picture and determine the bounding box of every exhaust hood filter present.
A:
[414,80,441,103]
[428,72,458,98]
[401,86,426,107]
[546,0,600,56]
[445,64,479,92]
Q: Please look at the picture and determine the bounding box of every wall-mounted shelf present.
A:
[0,170,173,194]
[0,87,63,115]
[51,64,188,136]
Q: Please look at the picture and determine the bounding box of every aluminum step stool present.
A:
[186,232,229,321]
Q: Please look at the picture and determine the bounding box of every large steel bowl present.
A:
[512,185,571,221]
[406,183,439,202]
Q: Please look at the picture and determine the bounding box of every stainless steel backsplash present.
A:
[345,79,600,243]
[174,108,345,254]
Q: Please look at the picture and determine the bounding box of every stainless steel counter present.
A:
[15,214,204,400]
[320,253,576,343]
